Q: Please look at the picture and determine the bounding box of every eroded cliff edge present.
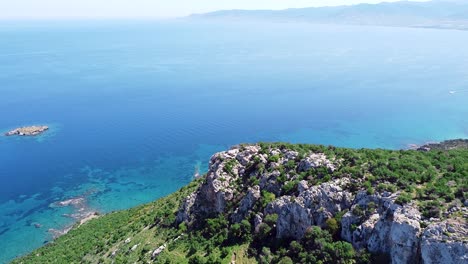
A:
[178,142,468,264]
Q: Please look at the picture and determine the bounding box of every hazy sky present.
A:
[0,0,431,19]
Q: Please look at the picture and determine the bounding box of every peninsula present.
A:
[5,126,49,136]
[13,140,468,264]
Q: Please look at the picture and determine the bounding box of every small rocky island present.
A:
[4,126,49,136]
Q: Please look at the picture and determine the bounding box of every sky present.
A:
[0,0,431,19]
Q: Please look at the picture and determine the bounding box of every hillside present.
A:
[189,0,468,30]
[13,141,468,264]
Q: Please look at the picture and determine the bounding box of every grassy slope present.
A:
[12,142,468,264]
[12,179,246,264]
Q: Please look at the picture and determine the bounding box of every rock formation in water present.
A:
[5,125,49,136]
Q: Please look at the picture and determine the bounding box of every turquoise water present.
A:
[0,20,467,263]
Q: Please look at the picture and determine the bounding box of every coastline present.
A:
[11,140,468,263]
[48,195,100,239]
[35,139,468,242]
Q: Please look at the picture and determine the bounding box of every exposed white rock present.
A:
[283,150,298,160]
[152,243,167,259]
[341,192,422,264]
[298,153,336,172]
[130,244,138,251]
[260,170,282,195]
[264,179,354,239]
[254,213,263,233]
[235,145,260,166]
[297,180,309,193]
[232,185,261,222]
[176,144,468,264]
[421,220,468,264]
[301,179,353,227]
[176,192,198,224]
[265,196,312,239]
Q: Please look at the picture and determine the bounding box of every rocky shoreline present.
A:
[48,196,99,239]
[417,139,468,151]
[5,126,49,136]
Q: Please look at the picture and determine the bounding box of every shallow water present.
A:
[0,20,467,263]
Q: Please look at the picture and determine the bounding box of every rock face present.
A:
[265,178,353,239]
[421,220,468,264]
[5,126,48,136]
[177,144,468,264]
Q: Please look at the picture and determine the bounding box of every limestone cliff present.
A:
[178,143,468,264]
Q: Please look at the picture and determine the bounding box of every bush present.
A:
[264,214,278,226]
[395,192,412,205]
[189,255,206,264]
[257,223,273,240]
[282,181,297,195]
[269,155,280,163]
[261,191,276,208]
[326,218,339,236]
[278,256,294,264]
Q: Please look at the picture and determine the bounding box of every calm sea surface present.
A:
[0,20,467,263]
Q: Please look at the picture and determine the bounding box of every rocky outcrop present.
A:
[418,139,468,151]
[5,125,49,136]
[264,178,353,239]
[177,145,338,225]
[232,185,261,222]
[421,220,468,264]
[177,144,468,264]
[298,153,337,172]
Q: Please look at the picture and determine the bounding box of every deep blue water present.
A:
[1,20,467,263]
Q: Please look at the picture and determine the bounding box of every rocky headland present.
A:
[13,140,468,264]
[5,126,49,136]
[417,139,468,151]
[178,142,468,264]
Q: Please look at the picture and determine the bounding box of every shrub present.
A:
[326,218,339,236]
[264,214,278,225]
[179,222,187,233]
[395,192,412,205]
[269,155,280,163]
[261,191,276,208]
[282,181,297,194]
[278,256,294,264]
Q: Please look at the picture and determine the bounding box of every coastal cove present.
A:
[1,20,468,263]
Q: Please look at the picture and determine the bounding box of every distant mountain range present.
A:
[189,0,468,30]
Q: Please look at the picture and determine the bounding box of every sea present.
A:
[0,20,467,263]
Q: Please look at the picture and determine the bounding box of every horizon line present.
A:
[0,0,434,21]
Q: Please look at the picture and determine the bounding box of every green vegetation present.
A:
[253,142,467,217]
[13,141,467,264]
